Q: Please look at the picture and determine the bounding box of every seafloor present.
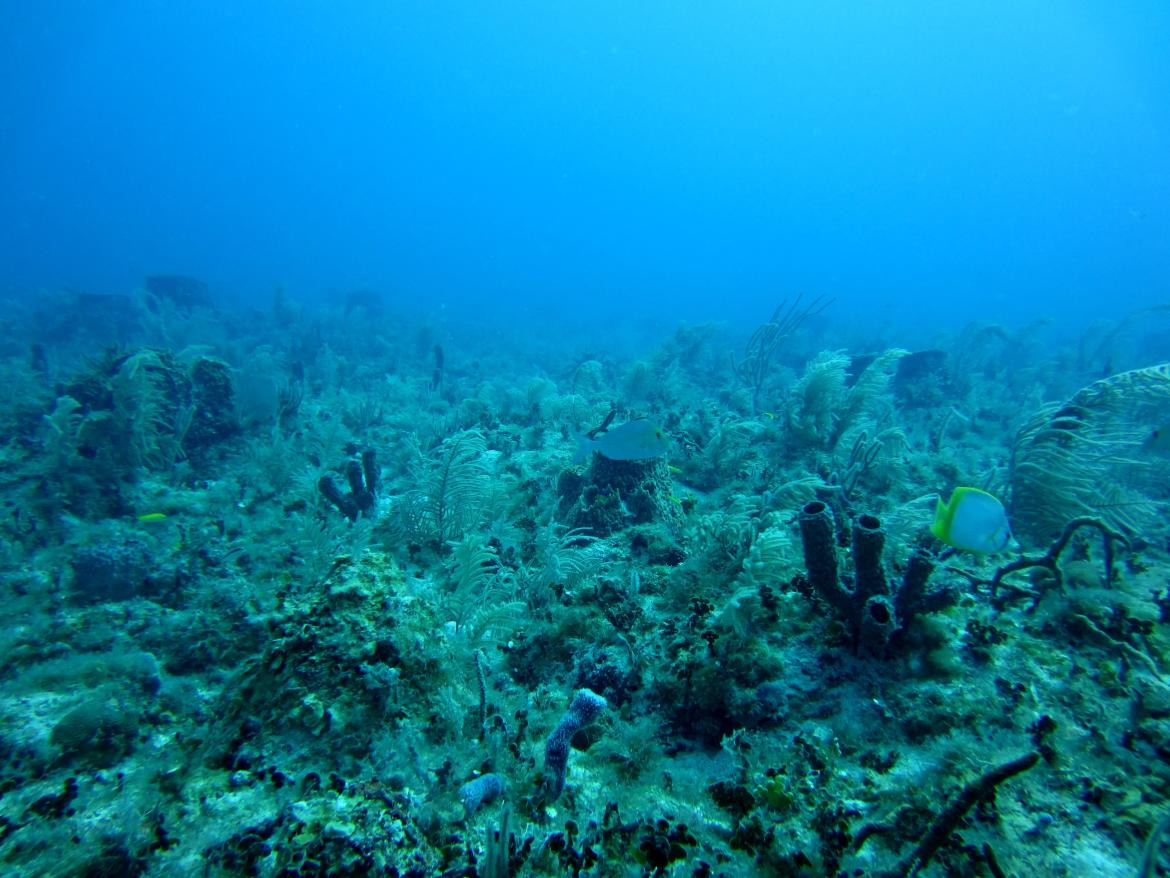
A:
[1,283,1168,877]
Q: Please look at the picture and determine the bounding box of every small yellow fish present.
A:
[137,512,168,523]
[930,487,1012,555]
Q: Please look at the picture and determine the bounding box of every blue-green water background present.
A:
[1,2,1168,338]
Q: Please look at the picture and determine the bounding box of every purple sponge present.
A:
[459,772,505,820]
[543,689,607,801]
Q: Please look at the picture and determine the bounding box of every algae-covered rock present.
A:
[71,538,156,603]
[187,356,238,454]
[562,456,681,537]
[50,698,138,767]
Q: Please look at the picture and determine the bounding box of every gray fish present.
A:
[575,420,669,462]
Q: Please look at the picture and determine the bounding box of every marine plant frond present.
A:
[463,597,526,649]
[402,429,492,547]
[287,510,364,589]
[174,344,216,367]
[695,494,757,563]
[108,349,177,470]
[715,584,764,638]
[1070,362,1170,411]
[731,295,833,413]
[834,348,908,446]
[480,468,520,523]
[239,430,296,494]
[118,348,167,381]
[562,539,613,586]
[446,533,497,594]
[531,521,610,590]
[302,414,352,471]
[484,512,525,558]
[428,684,469,743]
[440,533,498,632]
[291,460,330,506]
[533,520,593,553]
[440,537,523,648]
[766,475,824,511]
[1010,362,1170,545]
[42,396,83,445]
[736,525,795,592]
[720,418,770,443]
[701,417,770,482]
[800,349,851,397]
[884,493,943,546]
[1089,486,1161,536]
[786,349,850,447]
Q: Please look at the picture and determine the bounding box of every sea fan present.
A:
[1010,364,1170,546]
[786,349,850,447]
[110,349,175,469]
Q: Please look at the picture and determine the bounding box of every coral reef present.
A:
[0,288,1167,877]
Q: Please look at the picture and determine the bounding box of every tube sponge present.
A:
[798,504,955,658]
[459,772,505,821]
[543,688,607,801]
[859,595,898,657]
[798,501,841,605]
[851,513,889,603]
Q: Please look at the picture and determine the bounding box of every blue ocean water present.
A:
[2,2,1167,340]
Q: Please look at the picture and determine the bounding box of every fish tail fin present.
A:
[929,496,948,541]
[573,434,592,464]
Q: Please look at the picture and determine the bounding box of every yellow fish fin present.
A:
[929,495,951,542]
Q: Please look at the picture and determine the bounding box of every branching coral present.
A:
[732,295,833,414]
[873,750,1042,878]
[978,515,1131,609]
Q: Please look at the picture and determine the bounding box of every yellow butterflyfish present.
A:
[930,488,1012,555]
